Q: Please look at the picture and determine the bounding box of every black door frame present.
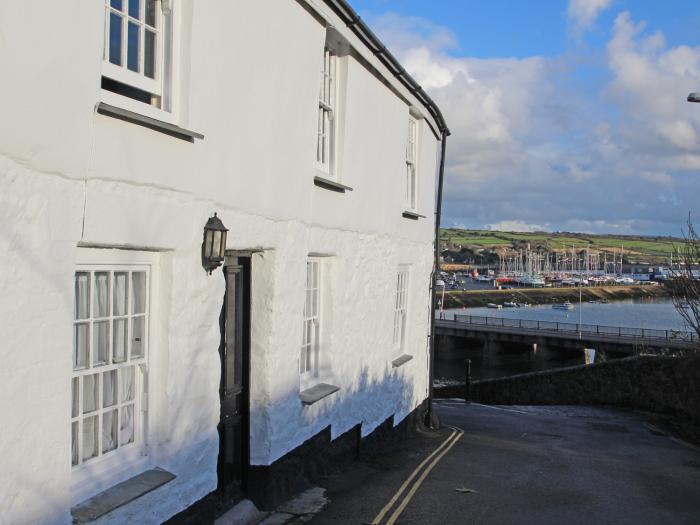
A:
[217,254,251,498]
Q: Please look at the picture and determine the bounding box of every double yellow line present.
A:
[371,425,464,525]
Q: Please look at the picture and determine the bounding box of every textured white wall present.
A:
[0,1,441,523]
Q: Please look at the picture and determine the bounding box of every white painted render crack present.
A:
[0,151,431,247]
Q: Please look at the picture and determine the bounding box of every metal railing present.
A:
[444,314,697,343]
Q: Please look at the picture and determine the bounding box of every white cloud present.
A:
[366,11,700,236]
[486,220,548,232]
[567,0,614,35]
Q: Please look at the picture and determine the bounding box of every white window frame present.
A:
[301,258,322,383]
[405,116,418,211]
[393,267,410,356]
[101,0,178,122]
[316,48,337,177]
[71,248,159,505]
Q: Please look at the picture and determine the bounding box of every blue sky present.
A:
[351,0,700,236]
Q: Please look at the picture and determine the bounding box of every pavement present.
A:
[303,401,700,525]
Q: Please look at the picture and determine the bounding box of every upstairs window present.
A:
[316,48,337,176]
[301,259,321,380]
[393,268,409,355]
[102,0,172,111]
[405,117,418,210]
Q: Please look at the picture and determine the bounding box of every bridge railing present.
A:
[449,314,697,343]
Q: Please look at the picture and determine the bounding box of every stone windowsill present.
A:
[313,176,354,193]
[300,383,340,405]
[392,354,413,368]
[402,210,425,220]
[71,468,176,523]
[96,102,204,143]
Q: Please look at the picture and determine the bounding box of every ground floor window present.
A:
[301,259,321,380]
[393,268,409,355]
[72,265,150,467]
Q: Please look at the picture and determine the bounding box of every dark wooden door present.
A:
[217,256,250,497]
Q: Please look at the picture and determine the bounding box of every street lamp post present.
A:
[578,281,582,340]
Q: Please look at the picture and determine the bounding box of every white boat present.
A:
[552,302,574,310]
[487,303,502,309]
[520,273,546,287]
[503,301,518,308]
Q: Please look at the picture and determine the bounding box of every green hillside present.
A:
[441,229,683,261]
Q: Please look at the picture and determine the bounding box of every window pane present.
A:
[145,0,157,27]
[128,0,140,19]
[144,30,156,79]
[94,272,110,317]
[120,405,134,445]
[121,366,135,402]
[83,374,99,414]
[82,416,99,461]
[74,323,89,370]
[131,316,145,358]
[72,421,79,466]
[113,319,127,363]
[72,377,79,418]
[109,13,123,66]
[114,272,128,315]
[75,272,90,320]
[103,370,117,408]
[127,22,140,73]
[132,272,146,314]
[305,288,312,317]
[102,410,118,453]
[93,321,110,366]
[110,0,124,11]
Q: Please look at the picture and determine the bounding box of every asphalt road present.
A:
[309,401,700,525]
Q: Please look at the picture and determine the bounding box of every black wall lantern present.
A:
[202,213,228,274]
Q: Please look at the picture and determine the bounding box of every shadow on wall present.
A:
[248,366,424,510]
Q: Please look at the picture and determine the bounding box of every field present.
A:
[442,229,682,260]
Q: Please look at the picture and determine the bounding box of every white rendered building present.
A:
[0,1,448,523]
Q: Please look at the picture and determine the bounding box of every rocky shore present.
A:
[442,284,670,309]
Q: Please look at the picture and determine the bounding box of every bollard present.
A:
[465,359,471,404]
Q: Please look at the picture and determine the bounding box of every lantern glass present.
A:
[219,230,227,259]
[212,230,222,260]
[205,230,214,259]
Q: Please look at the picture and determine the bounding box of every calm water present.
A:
[435,298,691,382]
[440,298,689,332]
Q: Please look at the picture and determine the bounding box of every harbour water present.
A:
[440,297,689,332]
[435,298,691,383]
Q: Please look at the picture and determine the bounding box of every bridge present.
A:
[436,314,697,356]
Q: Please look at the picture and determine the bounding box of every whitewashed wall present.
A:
[0,1,441,523]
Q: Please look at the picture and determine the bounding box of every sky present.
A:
[351,0,700,236]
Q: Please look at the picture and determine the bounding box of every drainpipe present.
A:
[428,132,448,428]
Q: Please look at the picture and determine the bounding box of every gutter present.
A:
[321,0,450,138]
[322,0,449,428]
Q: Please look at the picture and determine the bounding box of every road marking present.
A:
[372,426,464,525]
[469,402,530,414]
[384,426,463,525]
[371,427,461,525]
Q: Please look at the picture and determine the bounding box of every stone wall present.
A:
[436,356,700,442]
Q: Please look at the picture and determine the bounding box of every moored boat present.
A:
[552,301,574,310]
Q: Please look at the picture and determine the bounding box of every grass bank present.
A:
[442,285,670,309]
